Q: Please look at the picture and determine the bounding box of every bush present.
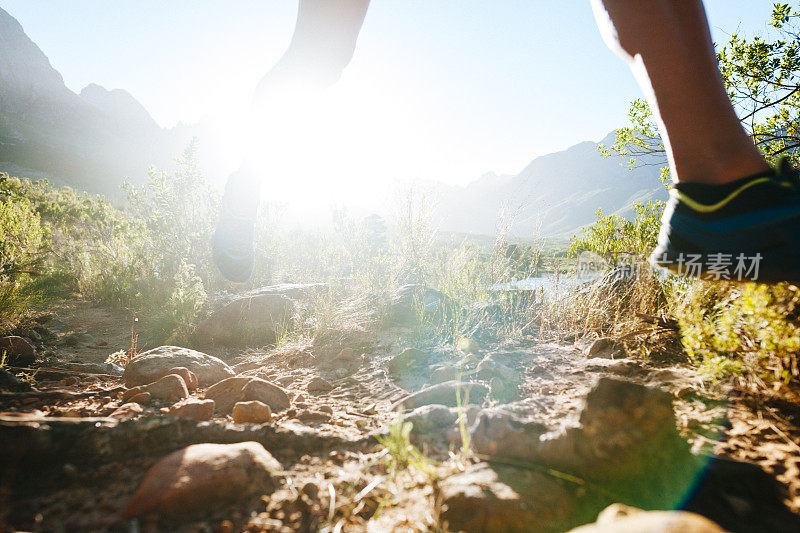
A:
[676,281,800,383]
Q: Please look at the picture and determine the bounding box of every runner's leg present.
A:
[590,0,770,184]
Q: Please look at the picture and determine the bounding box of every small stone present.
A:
[123,442,281,518]
[123,374,188,402]
[301,482,319,499]
[109,402,144,419]
[62,331,97,348]
[307,377,333,393]
[318,405,333,414]
[205,376,291,413]
[476,356,521,401]
[166,366,198,390]
[404,404,458,434]
[0,336,37,366]
[168,398,215,421]
[388,348,427,376]
[232,400,272,424]
[126,392,151,405]
[585,338,625,359]
[232,360,263,374]
[567,508,727,532]
[296,410,331,423]
[242,378,291,411]
[469,409,549,459]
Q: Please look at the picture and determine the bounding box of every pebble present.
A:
[232,400,272,424]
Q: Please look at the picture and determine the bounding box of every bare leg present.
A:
[214,0,369,282]
[225,0,370,219]
[591,0,770,184]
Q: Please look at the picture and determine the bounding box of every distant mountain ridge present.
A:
[0,6,666,237]
[432,134,668,237]
[0,6,190,196]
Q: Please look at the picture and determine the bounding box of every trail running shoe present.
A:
[212,217,256,283]
[650,158,800,283]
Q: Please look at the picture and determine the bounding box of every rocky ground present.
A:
[1,285,800,532]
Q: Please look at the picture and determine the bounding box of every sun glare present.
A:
[238,75,420,212]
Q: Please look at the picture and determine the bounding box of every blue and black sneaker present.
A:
[212,217,256,283]
[650,158,800,283]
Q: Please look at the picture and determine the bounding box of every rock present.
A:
[31,325,57,342]
[193,293,294,347]
[241,378,291,411]
[126,392,151,405]
[301,482,319,499]
[568,507,726,532]
[469,377,696,509]
[439,462,573,533]
[123,442,281,518]
[404,404,458,434]
[166,366,198,391]
[585,358,641,375]
[109,402,144,419]
[384,284,449,326]
[476,356,520,401]
[585,337,625,358]
[123,374,188,402]
[232,400,272,424]
[306,377,333,393]
[232,360,263,374]
[0,367,33,392]
[204,377,252,413]
[391,381,490,410]
[430,364,457,384]
[388,348,428,377]
[470,409,549,459]
[62,331,97,348]
[295,410,331,424]
[168,398,215,421]
[248,283,325,299]
[123,346,234,387]
[0,335,36,366]
[205,376,291,414]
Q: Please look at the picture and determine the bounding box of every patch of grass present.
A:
[375,417,434,476]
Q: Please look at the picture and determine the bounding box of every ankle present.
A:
[673,151,771,186]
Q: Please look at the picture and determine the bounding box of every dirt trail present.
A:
[1,300,799,532]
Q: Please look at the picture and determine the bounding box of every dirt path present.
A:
[1,301,799,532]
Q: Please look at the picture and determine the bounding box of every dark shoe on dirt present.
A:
[650,158,800,283]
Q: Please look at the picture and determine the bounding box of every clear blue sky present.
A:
[0,0,777,189]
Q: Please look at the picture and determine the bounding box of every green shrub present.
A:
[676,282,800,383]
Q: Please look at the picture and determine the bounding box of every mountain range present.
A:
[0,6,197,196]
[433,136,667,237]
[0,6,667,236]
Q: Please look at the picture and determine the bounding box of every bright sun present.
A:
[239,74,421,213]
